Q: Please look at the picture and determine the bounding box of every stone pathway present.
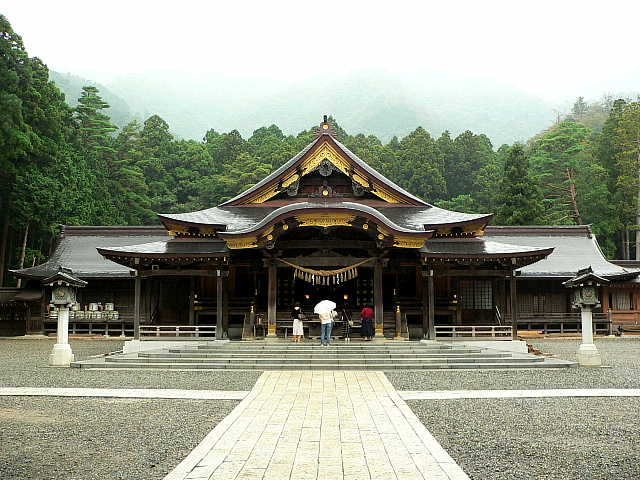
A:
[165,371,469,480]
[0,387,247,400]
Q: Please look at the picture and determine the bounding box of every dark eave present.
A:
[97,239,229,259]
[156,202,489,237]
[420,238,554,259]
[216,202,434,239]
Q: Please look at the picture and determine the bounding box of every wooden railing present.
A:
[139,325,217,338]
[435,325,512,338]
[503,312,611,334]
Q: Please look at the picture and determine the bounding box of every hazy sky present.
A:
[4,0,639,101]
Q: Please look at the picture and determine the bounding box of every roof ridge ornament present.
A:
[314,115,338,138]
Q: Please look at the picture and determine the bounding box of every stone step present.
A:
[75,360,561,370]
[107,355,526,365]
[142,352,506,359]
[188,346,478,353]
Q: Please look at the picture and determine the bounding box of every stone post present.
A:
[577,305,601,367]
[49,306,74,366]
[563,266,608,368]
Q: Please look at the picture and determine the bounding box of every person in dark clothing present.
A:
[360,304,375,341]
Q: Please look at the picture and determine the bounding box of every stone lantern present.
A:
[43,266,87,366]
[563,266,609,367]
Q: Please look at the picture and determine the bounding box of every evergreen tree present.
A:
[496,144,542,225]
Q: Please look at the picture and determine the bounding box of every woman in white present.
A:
[291,303,304,342]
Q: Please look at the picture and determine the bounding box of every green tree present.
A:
[615,102,640,259]
[495,144,542,225]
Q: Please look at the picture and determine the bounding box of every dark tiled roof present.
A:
[159,206,277,231]
[484,226,639,278]
[11,226,170,280]
[98,239,229,257]
[217,202,434,236]
[377,206,491,229]
[420,237,552,257]
[219,139,320,206]
[332,137,428,206]
[157,202,488,233]
[218,134,429,207]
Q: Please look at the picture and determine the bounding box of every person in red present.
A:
[360,304,375,341]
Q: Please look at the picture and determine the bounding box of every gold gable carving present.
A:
[295,213,356,228]
[393,237,426,249]
[225,237,258,249]
[242,140,409,204]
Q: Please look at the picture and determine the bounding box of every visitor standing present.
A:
[314,299,337,346]
[360,304,375,341]
[291,303,304,342]
[319,309,336,346]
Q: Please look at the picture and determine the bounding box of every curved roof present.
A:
[97,239,229,258]
[158,202,492,234]
[485,226,640,278]
[420,237,553,258]
[11,226,169,279]
[216,202,434,237]
[219,134,429,206]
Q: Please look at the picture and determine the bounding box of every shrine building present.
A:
[9,118,640,340]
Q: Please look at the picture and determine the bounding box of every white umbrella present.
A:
[314,300,336,315]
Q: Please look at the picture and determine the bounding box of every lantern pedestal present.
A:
[577,306,601,367]
[49,307,75,366]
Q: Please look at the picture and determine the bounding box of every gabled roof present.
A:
[11,226,170,280]
[218,132,429,207]
[484,225,640,279]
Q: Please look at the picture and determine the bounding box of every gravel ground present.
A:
[0,339,261,390]
[0,396,237,480]
[386,338,640,391]
[409,396,640,480]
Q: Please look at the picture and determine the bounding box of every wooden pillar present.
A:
[510,273,518,340]
[216,272,224,340]
[267,262,277,337]
[374,260,384,336]
[188,277,195,325]
[428,272,435,339]
[134,275,141,340]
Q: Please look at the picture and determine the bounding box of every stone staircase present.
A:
[72,341,576,370]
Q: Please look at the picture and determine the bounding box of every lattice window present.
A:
[459,280,474,309]
[460,280,492,310]
[611,291,633,310]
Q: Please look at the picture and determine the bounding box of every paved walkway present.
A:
[165,371,469,480]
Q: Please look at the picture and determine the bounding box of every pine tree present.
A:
[496,144,542,225]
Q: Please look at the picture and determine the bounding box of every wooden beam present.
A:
[267,261,277,337]
[374,259,383,336]
[428,272,435,339]
[216,273,223,340]
[433,269,512,277]
[510,273,518,340]
[188,277,195,326]
[139,269,220,277]
[276,240,376,250]
[134,276,141,340]
[278,257,372,267]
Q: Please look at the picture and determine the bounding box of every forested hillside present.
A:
[50,68,556,146]
[2,15,639,286]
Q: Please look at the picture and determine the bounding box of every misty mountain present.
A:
[49,71,137,127]
[52,69,556,146]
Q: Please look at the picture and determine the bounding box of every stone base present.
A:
[49,343,75,367]
[577,343,602,367]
